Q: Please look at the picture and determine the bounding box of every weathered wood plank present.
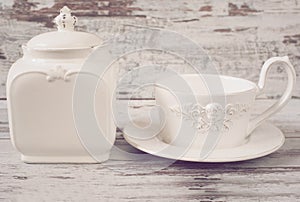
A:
[0,0,300,99]
[0,136,300,201]
[1,1,300,201]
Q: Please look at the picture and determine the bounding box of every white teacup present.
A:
[155,56,296,150]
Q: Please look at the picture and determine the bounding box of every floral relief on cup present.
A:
[170,102,250,133]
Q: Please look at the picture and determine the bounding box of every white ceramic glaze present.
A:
[155,56,296,150]
[7,6,116,163]
[123,116,285,162]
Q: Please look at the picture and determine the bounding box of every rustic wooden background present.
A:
[0,0,300,100]
[0,0,299,201]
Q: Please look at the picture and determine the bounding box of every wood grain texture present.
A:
[0,133,300,201]
[1,100,299,201]
[0,1,300,201]
[0,0,300,99]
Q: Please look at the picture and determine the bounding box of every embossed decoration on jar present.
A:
[7,6,116,163]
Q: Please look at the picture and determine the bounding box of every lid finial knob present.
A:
[54,6,77,31]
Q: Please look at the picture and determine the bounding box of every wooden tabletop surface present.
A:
[0,99,299,202]
[1,0,300,201]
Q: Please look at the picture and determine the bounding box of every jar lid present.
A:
[27,6,102,50]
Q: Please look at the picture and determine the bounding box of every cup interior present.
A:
[156,74,257,96]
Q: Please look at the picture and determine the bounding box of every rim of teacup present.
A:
[155,73,258,96]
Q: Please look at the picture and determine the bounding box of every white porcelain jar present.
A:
[7,6,116,163]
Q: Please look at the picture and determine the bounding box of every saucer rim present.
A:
[123,122,285,163]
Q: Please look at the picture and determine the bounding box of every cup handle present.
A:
[247,56,296,134]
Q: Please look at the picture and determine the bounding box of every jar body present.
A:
[7,50,116,163]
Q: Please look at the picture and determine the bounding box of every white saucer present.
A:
[123,119,285,162]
